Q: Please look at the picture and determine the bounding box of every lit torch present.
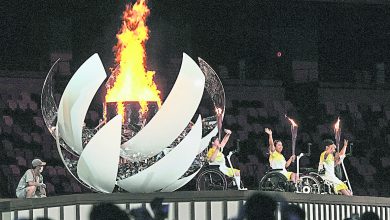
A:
[216,107,223,141]
[334,117,341,151]
[285,115,298,157]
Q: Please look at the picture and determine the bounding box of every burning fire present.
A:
[334,117,340,131]
[105,0,162,120]
[285,115,298,127]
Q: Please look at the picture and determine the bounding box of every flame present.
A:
[334,117,340,131]
[285,115,298,127]
[215,107,222,115]
[105,0,161,120]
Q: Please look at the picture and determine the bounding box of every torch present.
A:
[334,117,341,151]
[216,107,223,141]
[285,115,298,159]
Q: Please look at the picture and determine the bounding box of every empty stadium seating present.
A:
[0,87,390,198]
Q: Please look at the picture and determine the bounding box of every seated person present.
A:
[265,128,297,183]
[318,139,352,196]
[207,129,246,190]
[16,158,47,198]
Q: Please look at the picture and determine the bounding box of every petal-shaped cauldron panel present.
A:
[57,54,107,155]
[77,115,122,193]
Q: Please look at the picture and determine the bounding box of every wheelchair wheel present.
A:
[308,172,335,194]
[196,169,227,191]
[259,171,288,192]
[297,175,321,194]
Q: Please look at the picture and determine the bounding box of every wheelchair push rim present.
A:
[259,171,289,192]
[297,175,321,194]
[196,169,228,191]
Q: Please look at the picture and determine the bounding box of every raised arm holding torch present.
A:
[285,115,298,162]
[332,117,353,195]
[216,107,223,141]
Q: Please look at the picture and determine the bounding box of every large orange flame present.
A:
[105,0,161,120]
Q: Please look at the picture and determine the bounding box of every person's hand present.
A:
[265,128,272,135]
[224,129,232,135]
[344,139,348,147]
[290,155,296,162]
[40,183,46,188]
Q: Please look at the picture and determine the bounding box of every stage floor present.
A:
[1,190,390,220]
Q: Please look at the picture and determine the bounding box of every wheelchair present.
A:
[259,144,324,194]
[291,167,336,194]
[259,169,334,194]
[195,165,243,191]
[295,168,322,194]
[258,169,295,192]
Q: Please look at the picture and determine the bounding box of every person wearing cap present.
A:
[264,128,297,183]
[16,158,47,198]
[318,139,352,196]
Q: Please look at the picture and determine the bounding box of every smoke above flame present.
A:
[105,0,161,119]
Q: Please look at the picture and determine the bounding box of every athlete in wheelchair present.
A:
[259,128,297,192]
[196,129,247,191]
[318,139,352,196]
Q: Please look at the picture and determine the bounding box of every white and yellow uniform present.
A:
[269,151,292,180]
[207,147,239,177]
[318,151,348,194]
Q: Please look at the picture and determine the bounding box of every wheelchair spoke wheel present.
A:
[259,172,288,192]
[297,175,321,194]
[196,169,227,191]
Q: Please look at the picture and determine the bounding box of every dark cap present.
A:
[32,159,46,167]
[322,139,334,147]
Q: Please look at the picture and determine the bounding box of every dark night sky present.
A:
[1,0,390,81]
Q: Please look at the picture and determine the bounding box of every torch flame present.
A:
[285,115,298,127]
[105,0,162,120]
[334,117,340,131]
